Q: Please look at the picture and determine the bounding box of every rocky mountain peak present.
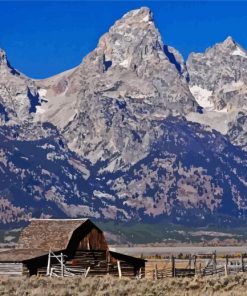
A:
[0,48,20,75]
[82,7,164,74]
[214,36,247,58]
[43,7,198,170]
[221,36,236,48]
[186,35,247,151]
[0,49,8,67]
[0,48,41,124]
[215,36,245,55]
[2,8,247,229]
[120,7,153,23]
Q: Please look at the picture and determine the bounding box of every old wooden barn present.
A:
[0,219,145,277]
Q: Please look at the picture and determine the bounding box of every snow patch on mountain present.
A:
[143,15,150,22]
[189,85,214,109]
[231,46,247,58]
[93,190,115,201]
[119,59,129,68]
[38,88,47,99]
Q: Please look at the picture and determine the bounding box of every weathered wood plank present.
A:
[0,263,23,276]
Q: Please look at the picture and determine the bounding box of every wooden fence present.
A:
[146,252,247,280]
[201,265,225,276]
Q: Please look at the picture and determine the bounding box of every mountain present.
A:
[1,7,247,230]
[186,36,247,151]
[0,122,97,225]
[1,117,247,228]
[35,7,198,171]
[0,49,41,124]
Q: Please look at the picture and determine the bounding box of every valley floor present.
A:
[111,246,247,257]
[0,274,247,296]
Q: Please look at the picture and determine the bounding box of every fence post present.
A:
[139,267,142,279]
[213,251,217,273]
[225,255,229,267]
[224,264,228,276]
[193,255,197,270]
[46,251,51,276]
[188,254,192,269]
[106,250,110,275]
[117,260,122,278]
[172,256,175,277]
[241,254,244,272]
[154,264,158,280]
[61,253,64,277]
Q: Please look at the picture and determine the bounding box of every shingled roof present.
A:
[17,218,88,251]
[0,249,48,262]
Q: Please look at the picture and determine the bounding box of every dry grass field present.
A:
[0,274,247,296]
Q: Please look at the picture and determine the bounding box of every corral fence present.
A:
[43,250,247,280]
[147,252,247,280]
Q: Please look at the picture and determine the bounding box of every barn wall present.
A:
[25,255,50,276]
[77,228,108,250]
[110,252,145,278]
[66,250,108,276]
[67,221,108,255]
[0,263,23,276]
[65,250,143,278]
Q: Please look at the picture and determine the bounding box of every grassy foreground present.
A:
[0,274,247,296]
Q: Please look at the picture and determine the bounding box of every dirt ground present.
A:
[0,274,247,296]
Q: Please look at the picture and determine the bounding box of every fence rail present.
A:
[147,252,247,280]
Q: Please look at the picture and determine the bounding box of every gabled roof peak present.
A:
[17,218,93,251]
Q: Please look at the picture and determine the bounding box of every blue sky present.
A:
[1,1,247,78]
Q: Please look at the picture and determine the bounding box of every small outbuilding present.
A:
[0,219,145,278]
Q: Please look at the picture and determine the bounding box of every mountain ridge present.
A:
[0,7,247,230]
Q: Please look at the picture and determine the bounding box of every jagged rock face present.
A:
[1,7,247,227]
[106,117,247,225]
[187,37,247,111]
[0,49,41,124]
[45,7,198,170]
[186,37,247,151]
[0,49,7,66]
[0,123,98,224]
[1,117,247,226]
[228,111,247,151]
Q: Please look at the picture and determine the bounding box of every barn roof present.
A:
[0,249,49,262]
[109,251,146,264]
[17,218,89,251]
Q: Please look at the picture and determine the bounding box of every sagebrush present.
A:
[0,274,247,296]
